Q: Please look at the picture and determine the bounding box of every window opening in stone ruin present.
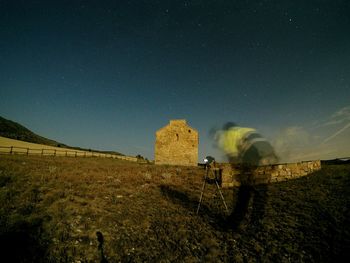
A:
[176,133,179,141]
[188,129,191,133]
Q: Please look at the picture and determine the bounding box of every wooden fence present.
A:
[0,146,138,162]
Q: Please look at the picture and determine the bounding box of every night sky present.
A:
[1,0,350,162]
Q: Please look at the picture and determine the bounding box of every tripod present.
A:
[196,166,229,214]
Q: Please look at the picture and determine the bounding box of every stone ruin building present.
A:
[155,119,198,166]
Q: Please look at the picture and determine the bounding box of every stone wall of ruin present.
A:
[155,120,198,166]
[219,160,322,188]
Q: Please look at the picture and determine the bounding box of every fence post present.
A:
[66,151,67,157]
[54,149,56,156]
[10,146,13,154]
[75,151,77,157]
[26,148,29,155]
[41,149,44,156]
[84,152,86,157]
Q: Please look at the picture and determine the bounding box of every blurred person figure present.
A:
[213,122,278,231]
[214,122,278,166]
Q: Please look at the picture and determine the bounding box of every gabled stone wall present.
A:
[219,160,321,188]
[155,120,198,166]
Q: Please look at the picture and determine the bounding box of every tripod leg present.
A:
[196,179,207,214]
[215,180,229,214]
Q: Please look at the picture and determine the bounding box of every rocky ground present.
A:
[0,155,349,262]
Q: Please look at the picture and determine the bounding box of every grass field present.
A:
[0,155,349,262]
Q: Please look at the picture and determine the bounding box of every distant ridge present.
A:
[0,116,65,147]
[0,116,123,155]
[321,158,350,165]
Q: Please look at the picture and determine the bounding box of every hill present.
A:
[321,158,350,165]
[0,116,65,147]
[0,116,123,155]
[0,155,349,262]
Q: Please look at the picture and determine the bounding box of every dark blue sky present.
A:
[1,0,350,161]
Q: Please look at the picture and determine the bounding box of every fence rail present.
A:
[0,146,138,162]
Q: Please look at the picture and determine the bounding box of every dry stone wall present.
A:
[155,120,198,166]
[219,160,322,188]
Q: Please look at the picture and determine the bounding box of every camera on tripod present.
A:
[197,156,228,214]
[203,156,222,185]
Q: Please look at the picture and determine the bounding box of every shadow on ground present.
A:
[0,217,49,262]
[159,184,228,230]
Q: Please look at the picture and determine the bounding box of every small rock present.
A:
[144,172,152,180]
[161,173,172,179]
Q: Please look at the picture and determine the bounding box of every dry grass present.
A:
[0,155,349,262]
